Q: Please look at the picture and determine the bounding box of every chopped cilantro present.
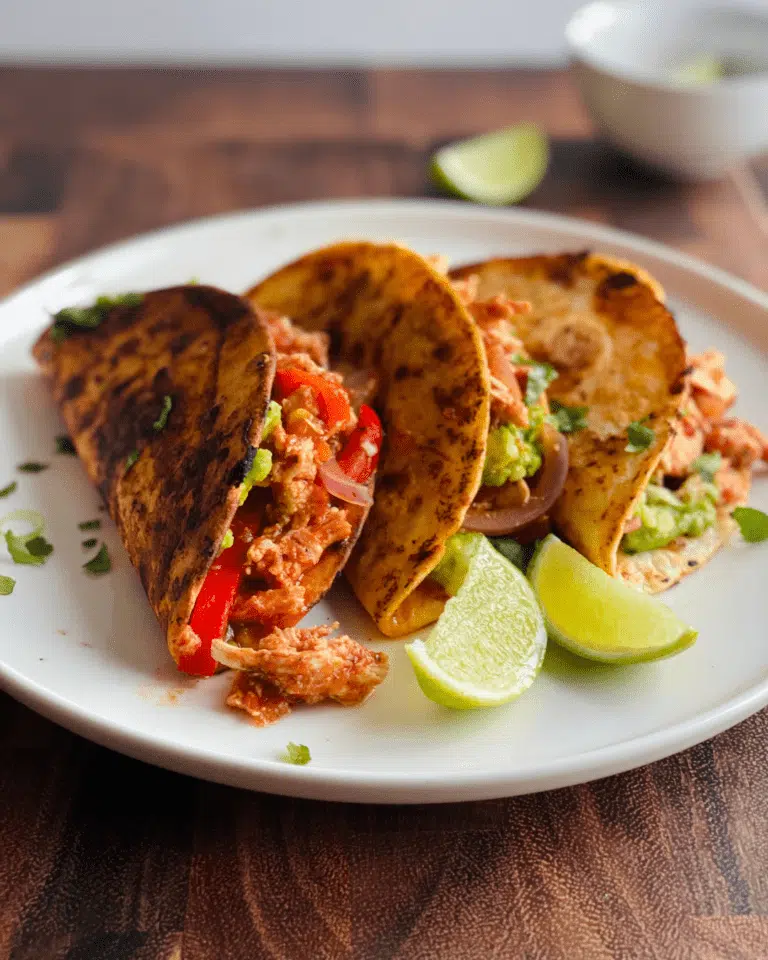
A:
[5,530,53,566]
[17,462,48,473]
[512,355,558,406]
[78,519,101,531]
[283,742,311,765]
[625,418,655,453]
[152,394,173,432]
[124,450,139,473]
[691,451,722,483]
[732,506,768,544]
[55,435,76,455]
[51,292,143,342]
[0,575,14,595]
[83,543,111,574]
[0,481,17,498]
[81,537,98,549]
[547,400,589,435]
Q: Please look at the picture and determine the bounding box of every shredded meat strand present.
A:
[220,624,389,725]
[264,313,330,367]
[226,674,293,726]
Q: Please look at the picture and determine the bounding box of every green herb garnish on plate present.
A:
[17,462,49,474]
[83,543,111,575]
[283,742,311,765]
[55,435,76,455]
[78,519,101,532]
[0,575,15,595]
[733,507,768,544]
[0,481,17,498]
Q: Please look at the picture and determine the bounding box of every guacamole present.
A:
[482,407,544,487]
[622,478,718,554]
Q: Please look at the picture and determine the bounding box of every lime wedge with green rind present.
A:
[431,124,549,206]
[527,535,697,664]
[406,534,547,709]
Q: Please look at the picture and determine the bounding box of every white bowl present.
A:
[566,0,768,180]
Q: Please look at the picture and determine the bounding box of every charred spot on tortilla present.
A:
[600,271,639,293]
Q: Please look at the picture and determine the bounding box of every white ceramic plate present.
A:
[1,199,767,803]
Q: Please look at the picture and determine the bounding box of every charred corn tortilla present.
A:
[247,242,490,636]
[33,286,277,664]
[448,252,726,592]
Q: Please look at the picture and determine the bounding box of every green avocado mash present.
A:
[621,478,718,554]
[239,400,282,505]
[482,406,544,487]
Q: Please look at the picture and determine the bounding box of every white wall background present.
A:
[2,0,765,65]
[0,0,589,64]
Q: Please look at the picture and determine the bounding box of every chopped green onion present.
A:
[81,537,98,549]
[83,543,111,574]
[152,395,173,432]
[0,575,15,595]
[124,450,139,473]
[17,462,49,473]
[0,482,17,498]
[78,519,101,531]
[5,531,53,566]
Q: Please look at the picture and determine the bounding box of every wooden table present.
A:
[1,67,767,960]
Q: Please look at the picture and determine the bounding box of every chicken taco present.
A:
[449,253,768,592]
[248,243,571,636]
[33,285,387,724]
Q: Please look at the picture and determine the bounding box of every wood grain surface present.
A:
[1,67,767,960]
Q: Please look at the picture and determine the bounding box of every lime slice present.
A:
[406,534,547,709]
[431,124,549,206]
[673,55,725,86]
[527,535,697,664]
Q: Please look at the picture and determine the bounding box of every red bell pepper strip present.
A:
[273,368,351,433]
[178,509,260,677]
[336,404,383,484]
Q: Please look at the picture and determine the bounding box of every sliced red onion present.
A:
[463,425,569,535]
[319,456,373,507]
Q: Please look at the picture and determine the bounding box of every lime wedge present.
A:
[527,535,697,664]
[406,534,547,709]
[431,125,549,206]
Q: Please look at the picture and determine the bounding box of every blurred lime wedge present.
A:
[527,535,697,664]
[431,124,549,206]
[406,534,546,709]
[673,55,725,86]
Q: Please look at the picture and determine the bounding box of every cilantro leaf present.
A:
[0,575,15,595]
[124,450,139,473]
[691,451,722,484]
[732,506,768,544]
[78,519,101,531]
[81,537,98,549]
[55,435,76,455]
[625,419,655,453]
[548,400,589,435]
[152,394,173,432]
[5,530,53,566]
[51,292,143,342]
[0,481,17,498]
[17,462,49,473]
[283,742,311,765]
[83,543,111,574]
[512,355,558,406]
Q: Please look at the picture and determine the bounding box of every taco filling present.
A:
[184,314,388,722]
[618,350,767,577]
[429,278,568,575]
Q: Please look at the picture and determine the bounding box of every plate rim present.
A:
[1,197,767,803]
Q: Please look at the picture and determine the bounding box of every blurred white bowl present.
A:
[566,0,768,180]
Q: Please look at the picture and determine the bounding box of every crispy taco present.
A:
[33,285,388,724]
[247,242,493,637]
[449,253,768,592]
